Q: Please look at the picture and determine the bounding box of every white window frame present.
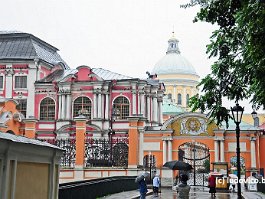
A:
[14,75,27,89]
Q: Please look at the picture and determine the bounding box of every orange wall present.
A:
[0,100,23,135]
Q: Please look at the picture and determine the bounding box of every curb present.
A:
[131,189,153,199]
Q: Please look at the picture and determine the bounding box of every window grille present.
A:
[113,96,129,120]
[40,98,55,120]
[73,97,92,118]
[15,76,27,88]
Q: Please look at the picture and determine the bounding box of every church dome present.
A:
[152,34,198,76]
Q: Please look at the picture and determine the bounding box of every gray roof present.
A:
[0,132,62,150]
[92,68,133,80]
[0,31,69,69]
[220,119,260,131]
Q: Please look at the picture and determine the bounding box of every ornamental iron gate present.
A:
[84,137,128,167]
[40,138,76,168]
[178,142,210,187]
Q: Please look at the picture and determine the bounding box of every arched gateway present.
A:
[158,113,217,186]
[179,142,210,186]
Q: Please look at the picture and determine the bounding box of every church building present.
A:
[0,31,264,186]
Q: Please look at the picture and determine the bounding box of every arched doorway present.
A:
[178,142,210,186]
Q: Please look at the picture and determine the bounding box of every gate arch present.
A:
[178,142,210,186]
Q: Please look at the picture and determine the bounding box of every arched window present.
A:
[113,96,129,120]
[168,93,172,99]
[40,98,55,120]
[177,93,182,105]
[73,97,92,118]
[186,94,190,106]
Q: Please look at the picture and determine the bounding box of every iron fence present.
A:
[40,138,76,168]
[84,137,128,168]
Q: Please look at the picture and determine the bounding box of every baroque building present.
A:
[0,31,264,186]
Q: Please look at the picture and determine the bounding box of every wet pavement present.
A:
[146,187,238,199]
[102,186,265,199]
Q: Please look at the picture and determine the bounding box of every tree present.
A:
[183,0,265,125]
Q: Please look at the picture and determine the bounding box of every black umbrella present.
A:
[163,160,193,171]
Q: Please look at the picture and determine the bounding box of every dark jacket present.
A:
[177,182,190,199]
[139,179,147,194]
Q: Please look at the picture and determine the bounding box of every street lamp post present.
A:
[192,143,196,186]
[108,109,117,166]
[149,152,152,184]
[231,103,244,199]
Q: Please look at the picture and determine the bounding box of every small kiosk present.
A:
[212,162,229,190]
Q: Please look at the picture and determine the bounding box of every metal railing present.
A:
[59,176,138,199]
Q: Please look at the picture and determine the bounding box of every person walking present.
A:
[208,174,216,198]
[176,174,191,199]
[152,174,160,197]
[138,174,148,199]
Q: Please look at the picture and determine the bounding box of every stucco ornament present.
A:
[181,117,207,135]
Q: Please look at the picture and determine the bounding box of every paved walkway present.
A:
[102,187,265,199]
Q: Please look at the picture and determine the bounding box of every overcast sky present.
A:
[1,0,215,77]
[1,0,258,113]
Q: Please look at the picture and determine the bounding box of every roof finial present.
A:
[172,26,175,38]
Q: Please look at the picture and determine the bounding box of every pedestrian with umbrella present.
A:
[135,172,148,199]
[176,174,191,199]
[229,174,237,192]
[163,160,193,171]
[163,160,192,198]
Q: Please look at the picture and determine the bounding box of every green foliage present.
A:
[186,0,265,125]
[203,159,210,173]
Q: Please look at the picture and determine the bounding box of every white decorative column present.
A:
[93,93,97,118]
[158,100,163,124]
[251,137,257,168]
[163,140,167,164]
[152,96,158,122]
[66,94,71,120]
[183,87,187,107]
[173,85,176,102]
[147,96,151,121]
[132,91,137,115]
[168,139,172,161]
[140,93,145,116]
[105,94,109,120]
[214,140,219,162]
[98,93,102,118]
[58,95,62,119]
[5,67,13,98]
[139,130,144,165]
[27,64,36,117]
[61,95,66,120]
[220,139,225,162]
[137,92,140,114]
